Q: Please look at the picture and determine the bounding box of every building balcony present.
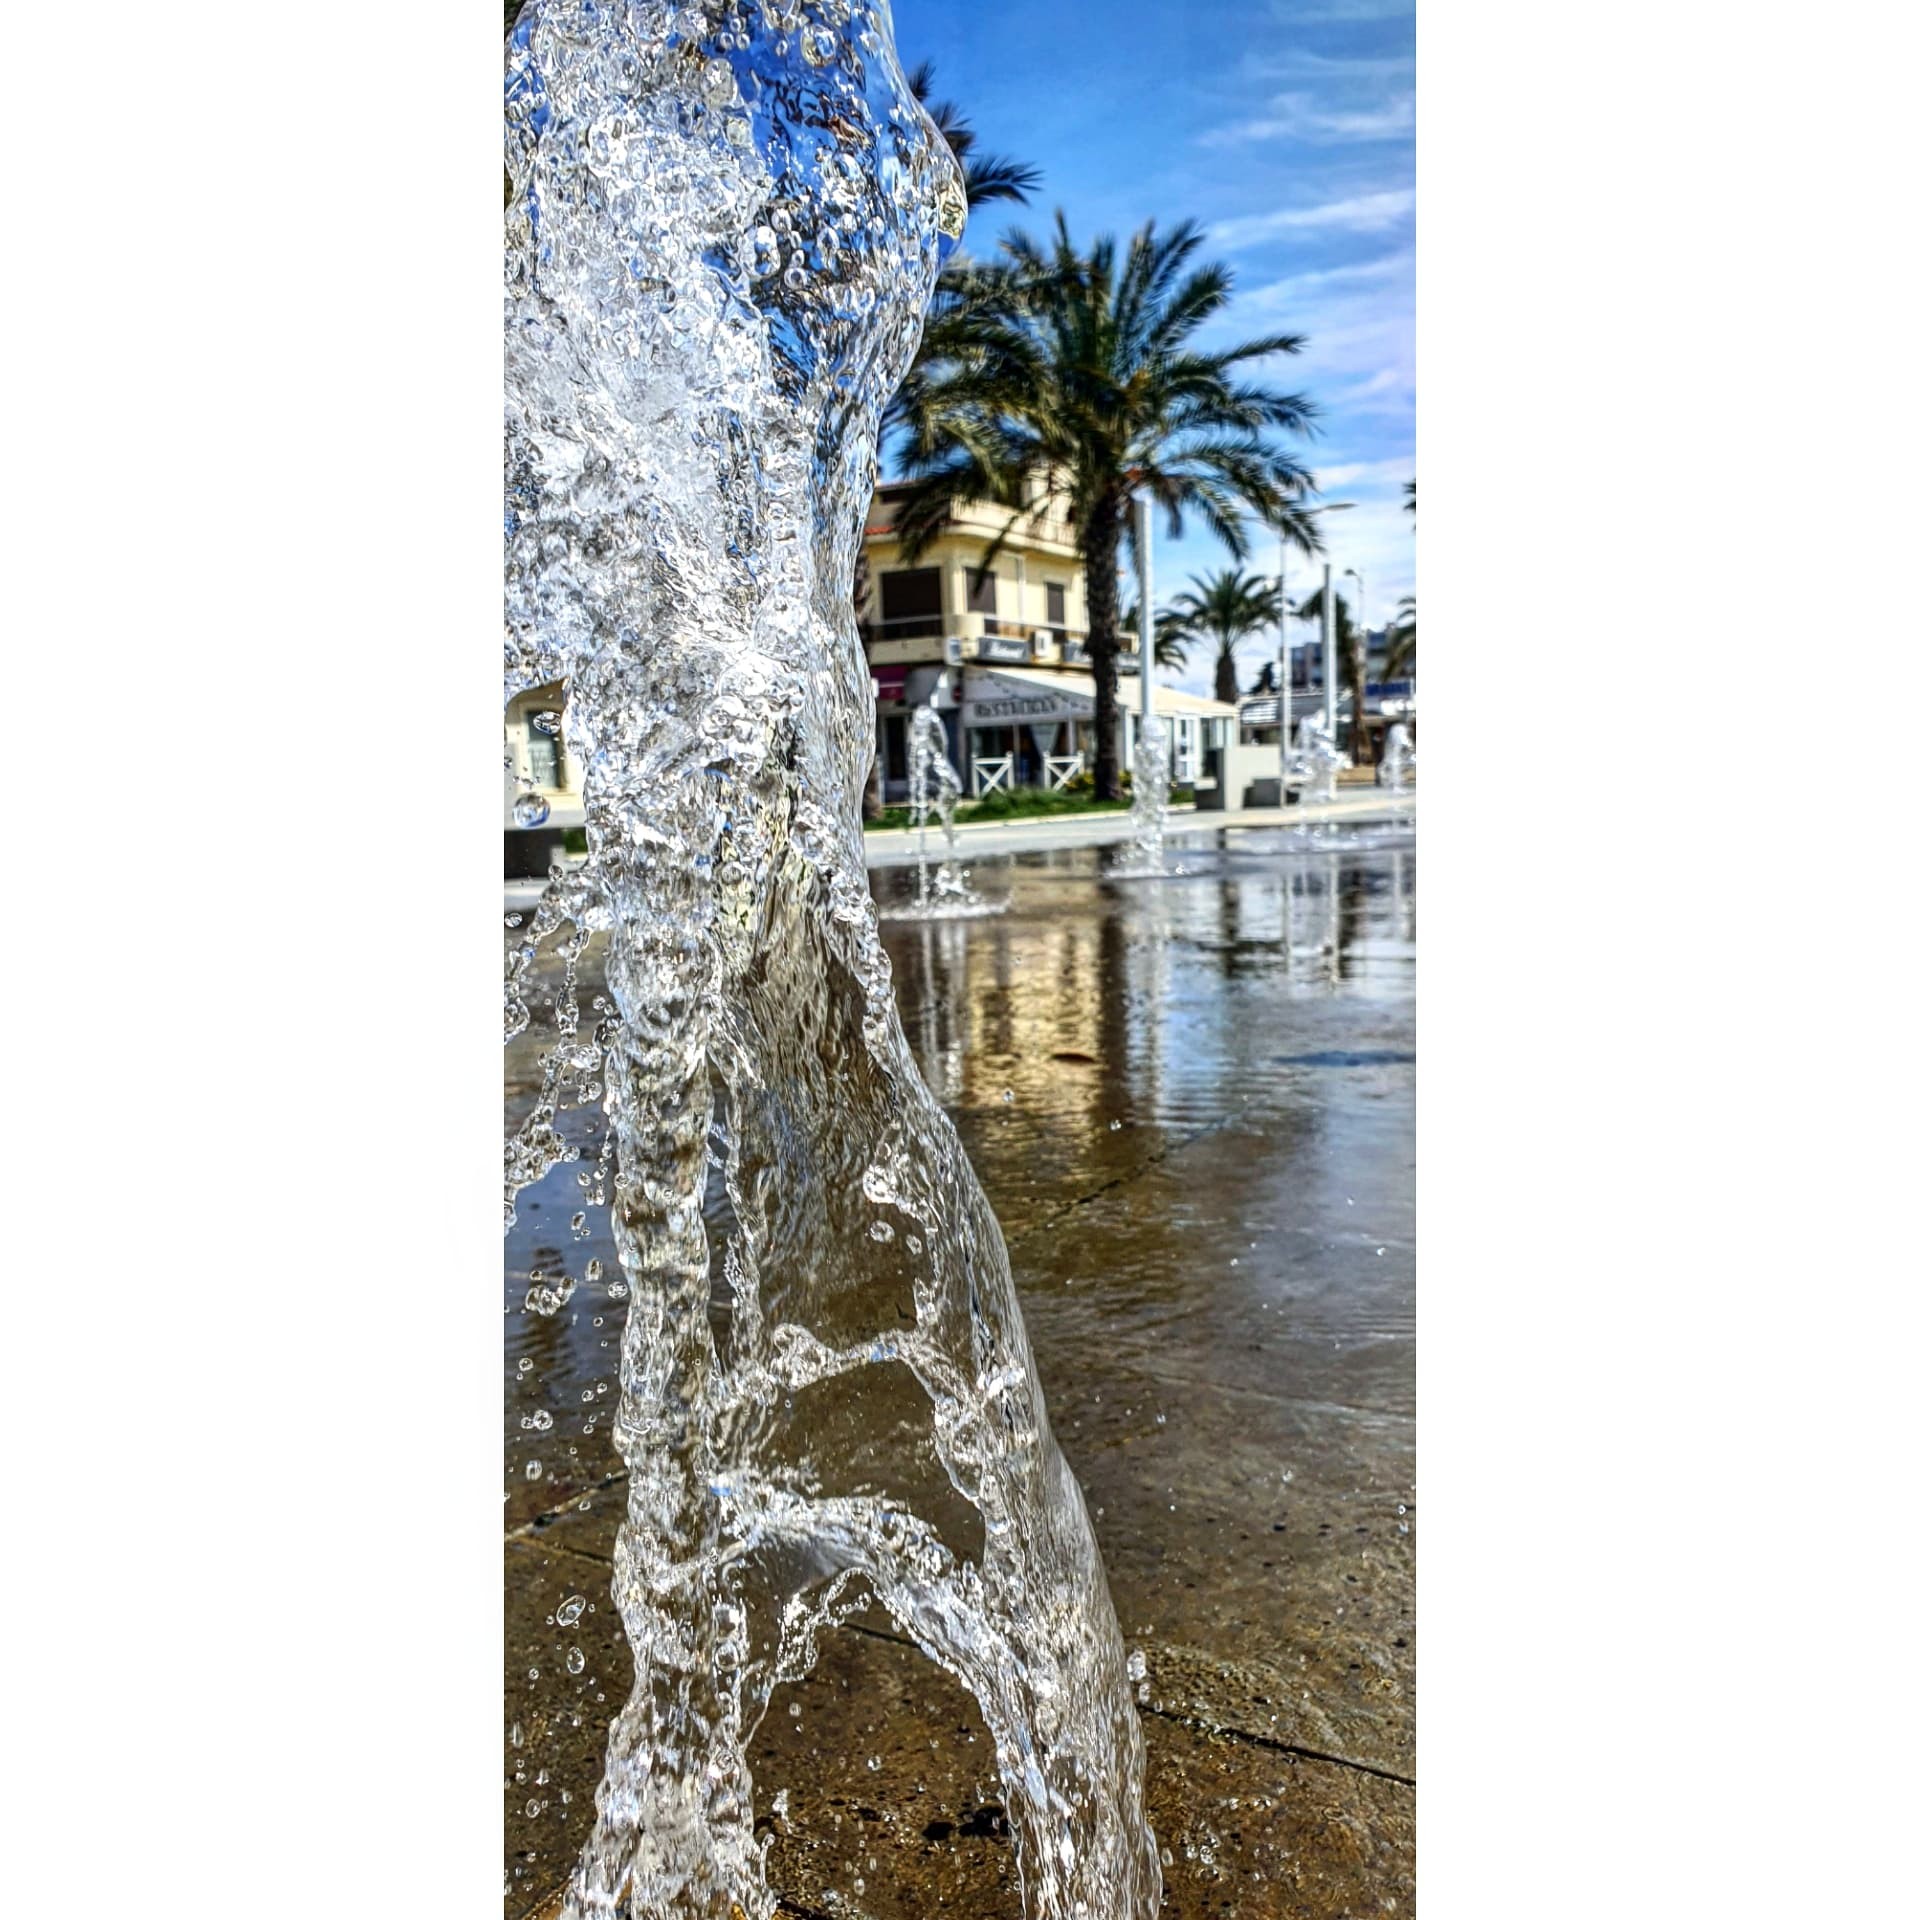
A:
[861,613,1141,671]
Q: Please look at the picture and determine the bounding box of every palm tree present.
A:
[1121,597,1195,673]
[893,214,1321,798]
[1163,567,1284,705]
[1383,595,1415,682]
[907,64,1041,212]
[1292,579,1375,766]
[856,68,1039,816]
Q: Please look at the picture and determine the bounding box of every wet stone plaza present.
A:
[506,820,1415,1918]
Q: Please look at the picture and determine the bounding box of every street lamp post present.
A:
[1276,502,1352,806]
[1321,559,1336,738]
[1342,565,1365,760]
[1275,540,1290,807]
[1135,495,1155,728]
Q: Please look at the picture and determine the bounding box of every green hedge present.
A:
[864,784,1195,831]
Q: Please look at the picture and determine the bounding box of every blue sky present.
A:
[892,0,1414,696]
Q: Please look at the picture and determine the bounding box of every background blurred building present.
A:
[859,479,1237,803]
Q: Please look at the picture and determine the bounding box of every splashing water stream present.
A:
[1382,720,1416,797]
[505,5,1159,1916]
[1113,714,1174,877]
[1291,710,1347,807]
[892,702,999,918]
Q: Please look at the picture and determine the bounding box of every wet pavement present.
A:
[506,821,1415,1916]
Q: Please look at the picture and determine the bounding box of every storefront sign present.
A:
[962,669,1094,728]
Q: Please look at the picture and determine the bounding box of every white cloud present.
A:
[1268,0,1416,20]
[1314,457,1415,492]
[1204,91,1415,150]
[1240,247,1412,304]
[1238,48,1416,82]
[1211,189,1414,249]
[1233,248,1413,389]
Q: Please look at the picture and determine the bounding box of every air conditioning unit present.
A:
[944,635,963,665]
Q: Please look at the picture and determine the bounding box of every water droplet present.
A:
[868,1219,895,1243]
[1001,1088,1014,1103]
[526,1460,543,1480]
[557,1595,586,1626]
[531,709,562,736]
[514,793,551,829]
[566,1647,585,1674]
[1126,1649,1147,1683]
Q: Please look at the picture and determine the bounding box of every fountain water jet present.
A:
[504,5,1159,1916]
[887,701,1003,919]
[1112,713,1177,876]
[1382,720,1416,795]
[1291,709,1347,807]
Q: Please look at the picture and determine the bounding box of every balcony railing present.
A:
[862,615,1141,655]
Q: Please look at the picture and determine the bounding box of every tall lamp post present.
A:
[1342,565,1366,759]
[1135,495,1155,728]
[1276,501,1352,805]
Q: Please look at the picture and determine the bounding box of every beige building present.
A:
[503,684,583,845]
[859,480,1238,802]
[503,478,1249,853]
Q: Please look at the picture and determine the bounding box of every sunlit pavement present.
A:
[506,826,1415,1917]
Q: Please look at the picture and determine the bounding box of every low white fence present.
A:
[972,755,1013,797]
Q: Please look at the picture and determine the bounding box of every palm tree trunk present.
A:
[1213,647,1238,706]
[1083,508,1125,801]
[854,521,885,820]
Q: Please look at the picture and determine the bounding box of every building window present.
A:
[527,725,561,790]
[1045,580,1067,628]
[879,567,944,638]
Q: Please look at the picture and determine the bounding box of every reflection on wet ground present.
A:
[506,831,1414,1917]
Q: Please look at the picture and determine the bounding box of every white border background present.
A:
[6,2,1915,1913]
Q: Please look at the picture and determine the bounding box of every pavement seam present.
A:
[837,1619,1411,1793]
[505,1475,625,1551]
[1005,1113,1237,1249]
[1139,1699,1415,1788]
